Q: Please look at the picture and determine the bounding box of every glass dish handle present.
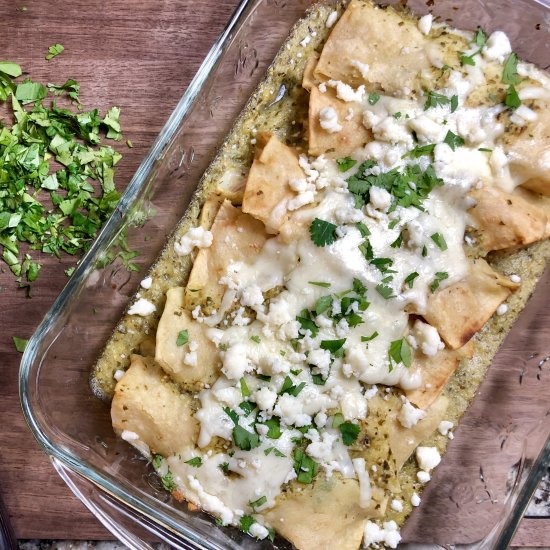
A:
[52,457,199,550]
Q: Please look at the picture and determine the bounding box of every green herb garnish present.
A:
[184,457,202,468]
[430,271,449,292]
[310,218,338,247]
[443,130,465,151]
[13,336,28,352]
[431,232,448,251]
[336,156,357,172]
[339,421,360,445]
[45,44,65,61]
[388,338,413,371]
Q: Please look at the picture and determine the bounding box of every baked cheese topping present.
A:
[109,2,550,548]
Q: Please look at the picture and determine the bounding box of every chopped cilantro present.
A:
[13,336,28,352]
[249,335,261,344]
[315,295,333,316]
[310,218,338,247]
[220,462,230,473]
[390,232,403,248]
[296,309,319,337]
[393,112,402,119]
[336,156,357,172]
[0,63,127,284]
[152,454,163,469]
[478,147,493,152]
[404,271,419,288]
[474,28,487,48]
[240,377,251,397]
[502,53,521,85]
[355,221,370,237]
[279,375,306,397]
[320,338,346,353]
[339,421,360,445]
[361,331,379,343]
[159,470,178,492]
[368,93,380,105]
[450,94,459,113]
[249,495,267,511]
[184,457,202,468]
[422,245,428,257]
[388,338,413,371]
[45,43,65,61]
[224,407,260,450]
[347,164,443,212]
[176,330,189,346]
[404,143,436,158]
[309,281,331,288]
[370,257,396,273]
[505,85,521,109]
[293,448,319,484]
[264,446,285,457]
[431,232,448,251]
[443,130,465,151]
[388,218,400,230]
[359,240,374,261]
[261,416,282,439]
[352,277,367,295]
[64,267,75,277]
[430,271,449,292]
[376,284,395,299]
[459,52,476,66]
[239,515,256,534]
[239,400,256,417]
[424,90,451,110]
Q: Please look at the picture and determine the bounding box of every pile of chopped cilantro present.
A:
[0,59,126,284]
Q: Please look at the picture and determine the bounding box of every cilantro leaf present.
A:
[0,61,22,77]
[404,271,419,288]
[15,79,47,103]
[279,375,306,397]
[430,271,449,292]
[240,377,251,397]
[355,221,370,237]
[310,218,338,247]
[233,425,260,451]
[261,417,282,439]
[184,457,202,467]
[505,85,521,110]
[309,281,331,288]
[376,284,395,299]
[315,295,333,316]
[361,331,378,343]
[13,336,28,352]
[176,330,189,346]
[332,412,345,428]
[459,52,476,66]
[336,156,357,172]
[249,495,267,511]
[388,338,413,370]
[296,309,319,337]
[368,93,380,105]
[239,515,256,534]
[45,43,65,61]
[339,421,360,445]
[404,143,436,158]
[474,28,487,48]
[320,338,346,353]
[443,130,465,151]
[502,53,521,85]
[293,448,319,484]
[431,232,448,251]
[450,94,459,113]
[424,91,450,110]
[249,335,261,344]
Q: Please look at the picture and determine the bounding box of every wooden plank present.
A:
[0,0,238,539]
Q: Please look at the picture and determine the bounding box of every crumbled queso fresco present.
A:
[114,2,550,548]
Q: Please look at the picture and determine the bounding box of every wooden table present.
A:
[0,0,548,545]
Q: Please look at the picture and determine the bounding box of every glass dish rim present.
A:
[18,0,550,546]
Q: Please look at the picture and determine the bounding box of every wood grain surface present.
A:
[0,0,547,545]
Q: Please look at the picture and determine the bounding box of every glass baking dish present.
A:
[19,0,550,548]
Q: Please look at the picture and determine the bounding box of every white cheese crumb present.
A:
[254,387,277,412]
[289,178,308,192]
[326,10,338,28]
[140,276,153,289]
[417,470,431,483]
[391,499,403,512]
[510,274,521,284]
[418,13,433,35]
[300,35,311,47]
[341,393,368,421]
[319,106,343,133]
[174,226,213,256]
[369,186,392,212]
[351,59,369,78]
[184,351,198,367]
[128,298,156,316]
[411,492,421,507]
[416,446,442,472]
[326,79,366,103]
[438,420,454,436]
[113,369,125,381]
[363,520,401,549]
[287,191,316,211]
[249,522,269,540]
[398,399,427,429]
[187,476,234,525]
[483,31,512,62]
[314,412,328,428]
[496,303,508,316]
[411,320,444,357]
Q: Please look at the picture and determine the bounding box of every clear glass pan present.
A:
[19,0,550,548]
